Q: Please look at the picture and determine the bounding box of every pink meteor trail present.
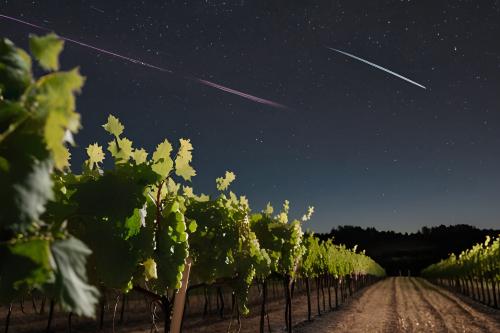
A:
[193,78,287,109]
[0,13,287,109]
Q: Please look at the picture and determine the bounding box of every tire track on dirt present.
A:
[385,277,400,333]
[295,278,398,333]
[407,277,451,332]
[295,277,500,333]
[183,278,500,333]
[393,276,413,331]
[395,276,440,332]
[416,278,500,332]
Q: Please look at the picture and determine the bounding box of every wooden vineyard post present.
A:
[169,257,192,333]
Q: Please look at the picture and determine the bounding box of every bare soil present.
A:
[3,277,499,332]
[295,277,500,333]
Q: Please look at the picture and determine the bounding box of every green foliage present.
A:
[186,178,269,314]
[69,114,197,295]
[299,234,386,280]
[0,34,385,322]
[0,34,101,318]
[422,235,500,282]
[250,202,306,279]
[0,38,32,100]
[29,33,64,71]
[152,139,173,177]
[0,237,99,317]
[175,138,196,181]
[86,143,104,169]
[0,239,53,302]
[216,170,235,191]
[48,237,100,317]
[102,114,124,138]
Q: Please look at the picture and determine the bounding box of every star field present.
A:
[1,0,500,232]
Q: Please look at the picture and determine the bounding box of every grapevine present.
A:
[0,34,386,333]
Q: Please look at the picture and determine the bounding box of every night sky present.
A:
[2,1,500,233]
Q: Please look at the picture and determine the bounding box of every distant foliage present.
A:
[321,224,500,276]
[422,235,500,283]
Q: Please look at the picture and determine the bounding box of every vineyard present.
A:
[421,235,500,308]
[0,35,386,333]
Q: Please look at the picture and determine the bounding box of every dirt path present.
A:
[4,277,499,332]
[296,277,500,333]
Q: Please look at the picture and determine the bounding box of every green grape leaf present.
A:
[0,100,28,134]
[50,237,100,318]
[166,177,180,195]
[71,164,157,222]
[29,33,64,71]
[132,148,148,164]
[175,138,196,181]
[17,158,55,222]
[86,143,105,168]
[44,111,71,169]
[0,121,54,231]
[0,239,54,301]
[183,186,194,198]
[34,68,85,118]
[301,206,315,222]
[124,207,145,239]
[107,137,133,163]
[143,258,158,281]
[264,202,274,216]
[0,38,32,100]
[31,68,83,170]
[216,171,236,191]
[0,156,8,172]
[276,200,290,224]
[128,206,155,261]
[71,218,140,290]
[152,139,173,178]
[102,114,124,138]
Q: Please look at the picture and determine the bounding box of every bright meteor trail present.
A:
[0,13,287,109]
[326,47,427,90]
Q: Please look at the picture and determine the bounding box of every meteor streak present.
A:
[0,13,287,109]
[326,46,427,90]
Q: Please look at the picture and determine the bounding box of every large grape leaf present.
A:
[33,68,84,118]
[124,207,145,239]
[102,114,124,138]
[132,148,148,164]
[0,38,32,100]
[0,132,53,231]
[174,138,196,181]
[0,100,28,134]
[86,143,105,168]
[29,33,64,71]
[71,164,157,222]
[44,111,72,169]
[107,137,133,163]
[32,68,84,169]
[50,237,100,317]
[0,239,53,302]
[71,218,139,290]
[143,258,158,281]
[152,139,173,178]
